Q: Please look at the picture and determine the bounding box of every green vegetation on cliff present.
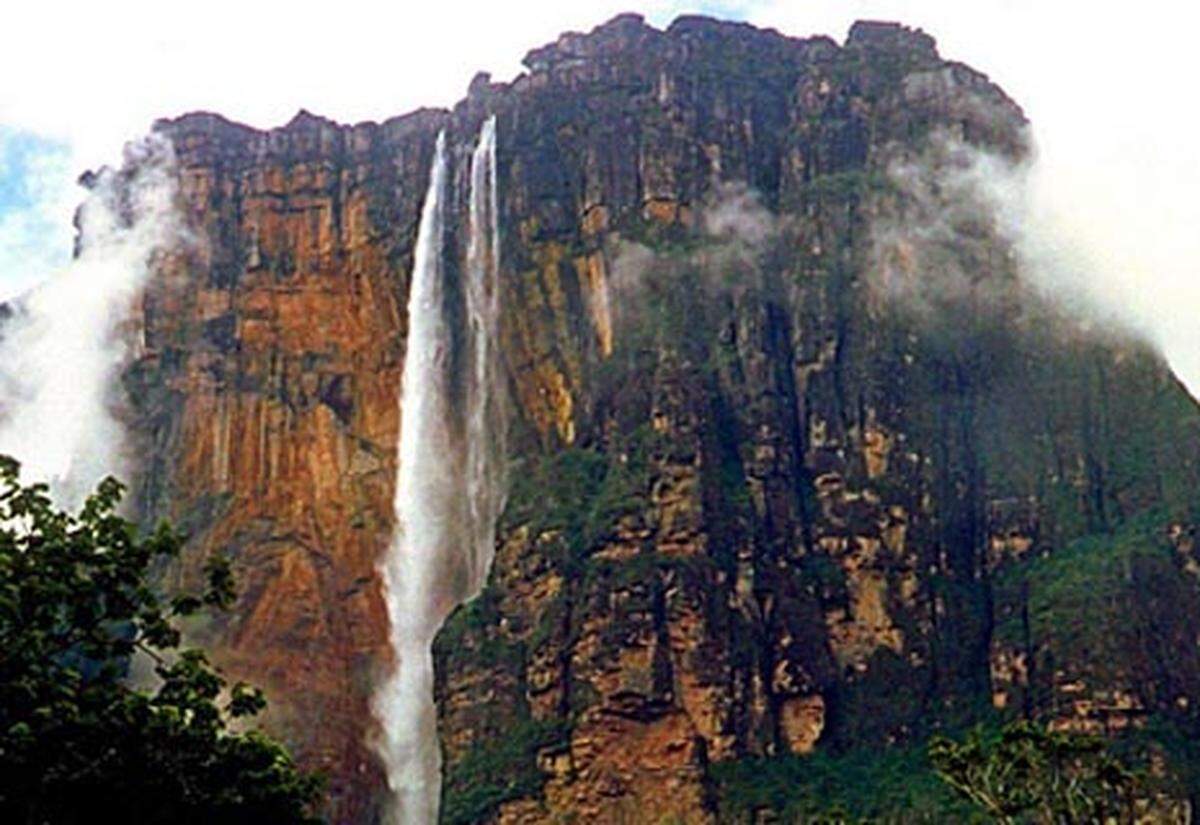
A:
[992,510,1174,679]
[440,717,569,825]
[714,719,1171,823]
[712,742,978,823]
[929,720,1144,823]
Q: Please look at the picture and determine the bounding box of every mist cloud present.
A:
[868,124,1188,390]
[702,183,776,248]
[751,0,1200,398]
[0,135,183,508]
[869,131,1021,321]
[605,182,780,334]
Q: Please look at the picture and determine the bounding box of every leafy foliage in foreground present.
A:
[0,456,322,824]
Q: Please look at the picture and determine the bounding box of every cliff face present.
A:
[127,108,445,820]
[127,13,1200,823]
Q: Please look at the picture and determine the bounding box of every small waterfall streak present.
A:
[0,136,179,509]
[463,115,506,595]
[375,118,508,824]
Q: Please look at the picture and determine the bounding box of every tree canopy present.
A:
[0,456,322,823]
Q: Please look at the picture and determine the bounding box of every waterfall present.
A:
[0,136,178,509]
[375,130,453,825]
[463,116,506,595]
[375,117,506,824]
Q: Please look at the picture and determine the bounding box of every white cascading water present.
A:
[463,116,506,595]
[0,137,179,509]
[374,117,506,824]
[375,129,454,825]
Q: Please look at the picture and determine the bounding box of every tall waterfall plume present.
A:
[374,118,507,824]
[0,136,179,509]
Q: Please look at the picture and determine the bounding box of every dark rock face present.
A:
[126,13,1200,823]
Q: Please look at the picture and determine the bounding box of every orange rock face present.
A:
[130,109,446,821]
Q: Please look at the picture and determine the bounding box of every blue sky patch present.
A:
[0,127,71,217]
[0,126,75,297]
